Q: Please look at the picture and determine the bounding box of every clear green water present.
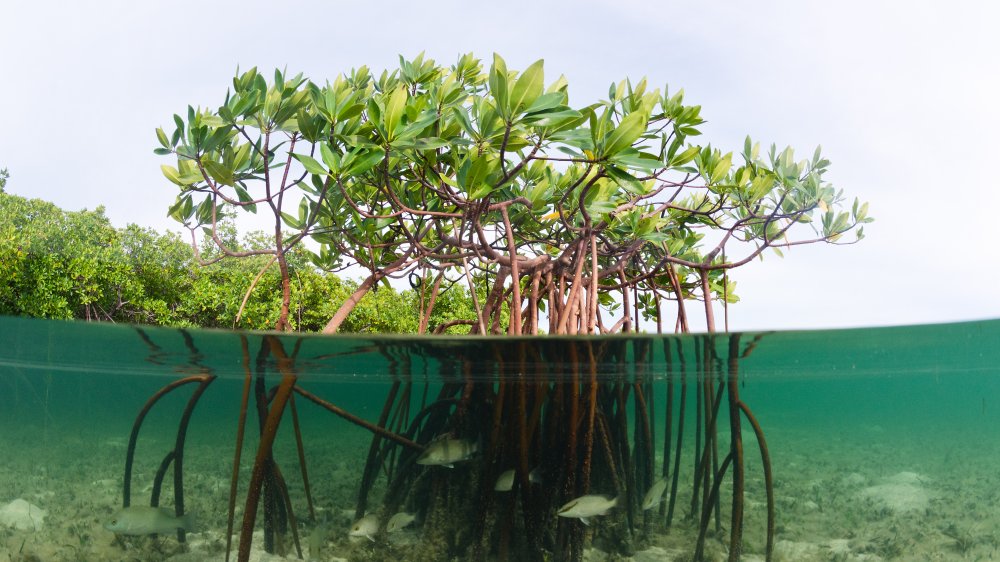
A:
[1,316,998,561]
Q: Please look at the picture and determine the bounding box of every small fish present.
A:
[641,477,669,510]
[416,438,478,467]
[556,494,620,526]
[386,511,417,533]
[495,467,543,491]
[529,467,543,485]
[348,514,379,541]
[495,469,515,492]
[103,506,195,535]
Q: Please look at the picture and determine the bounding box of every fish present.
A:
[556,494,620,526]
[495,467,543,491]
[415,437,478,467]
[529,467,543,485]
[103,506,195,535]
[386,511,417,533]
[348,514,379,541]
[641,476,669,510]
[494,469,515,491]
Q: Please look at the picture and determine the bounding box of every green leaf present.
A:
[176,161,205,185]
[709,153,732,184]
[523,92,565,115]
[156,128,169,148]
[234,185,256,213]
[202,126,233,154]
[292,153,328,176]
[586,198,617,217]
[602,111,647,157]
[409,137,451,150]
[232,143,251,171]
[640,230,672,243]
[522,108,583,128]
[319,143,340,173]
[451,107,476,138]
[203,160,235,187]
[489,53,510,118]
[605,165,644,195]
[298,197,310,226]
[383,85,407,142]
[195,197,214,224]
[366,97,381,124]
[281,211,302,229]
[610,150,663,173]
[167,194,193,222]
[345,148,385,176]
[160,165,183,186]
[556,145,583,158]
[748,176,772,201]
[527,180,550,208]
[337,103,365,122]
[469,183,494,200]
[459,154,497,199]
[395,110,439,141]
[546,125,591,151]
[337,135,379,148]
[297,109,317,141]
[437,173,460,189]
[509,59,544,116]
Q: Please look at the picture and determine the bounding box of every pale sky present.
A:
[2,0,998,331]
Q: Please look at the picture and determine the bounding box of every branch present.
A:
[321,246,417,333]
[234,255,278,328]
[433,319,476,335]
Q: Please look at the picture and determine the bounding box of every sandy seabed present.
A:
[1,420,999,562]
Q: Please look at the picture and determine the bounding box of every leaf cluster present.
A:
[155,54,872,331]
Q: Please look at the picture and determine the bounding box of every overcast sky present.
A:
[2,0,997,332]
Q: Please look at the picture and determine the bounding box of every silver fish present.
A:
[494,469,515,491]
[386,511,417,533]
[556,494,620,525]
[348,514,379,541]
[529,467,543,484]
[416,438,478,467]
[495,467,542,491]
[103,506,195,535]
[641,477,669,510]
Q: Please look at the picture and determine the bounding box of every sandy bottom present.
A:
[1,420,999,562]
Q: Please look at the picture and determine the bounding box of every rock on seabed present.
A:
[860,471,931,513]
[0,498,48,530]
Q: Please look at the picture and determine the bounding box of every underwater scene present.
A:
[1,316,999,562]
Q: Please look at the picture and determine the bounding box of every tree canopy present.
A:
[157,53,870,335]
[0,189,474,332]
[0,191,172,321]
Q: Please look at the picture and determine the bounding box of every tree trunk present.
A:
[321,272,381,334]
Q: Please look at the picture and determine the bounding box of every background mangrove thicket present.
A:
[0,187,477,333]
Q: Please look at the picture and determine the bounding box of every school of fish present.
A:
[112,435,674,543]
